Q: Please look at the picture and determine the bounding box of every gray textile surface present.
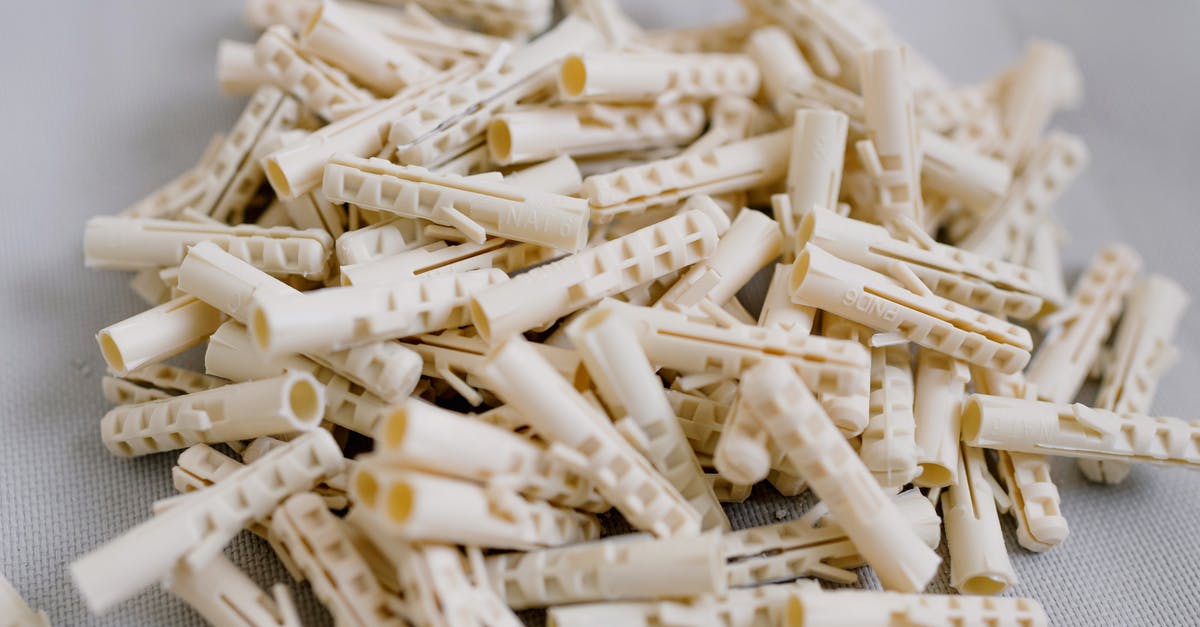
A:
[2,1,1198,625]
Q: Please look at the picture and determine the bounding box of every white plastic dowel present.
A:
[738,360,940,593]
[479,335,702,538]
[963,394,1200,471]
[790,245,1033,374]
[96,295,225,376]
[100,372,324,457]
[468,196,729,341]
[1026,243,1141,403]
[1082,275,1189,483]
[942,444,1017,595]
[322,154,590,251]
[70,431,345,613]
[558,52,759,103]
[911,349,970,488]
[568,307,729,531]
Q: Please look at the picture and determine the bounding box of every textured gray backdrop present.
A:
[2,1,1198,625]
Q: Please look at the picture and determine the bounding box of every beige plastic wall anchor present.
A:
[1026,244,1142,403]
[997,41,1081,165]
[270,494,404,626]
[284,2,503,64]
[657,209,782,311]
[217,39,274,94]
[261,64,472,201]
[488,102,706,167]
[638,19,757,54]
[782,110,848,258]
[178,241,422,403]
[666,389,727,456]
[682,96,774,158]
[574,145,682,179]
[913,81,992,135]
[83,216,334,279]
[734,0,835,74]
[129,267,173,305]
[373,398,606,512]
[479,335,703,538]
[570,0,643,49]
[709,474,754,503]
[123,363,226,394]
[171,443,244,495]
[604,299,871,434]
[1022,217,1069,307]
[713,390,772,485]
[668,388,808,493]
[787,588,1049,627]
[386,16,603,165]
[0,571,50,627]
[214,106,310,226]
[738,360,940,593]
[407,0,552,36]
[745,27,815,114]
[102,376,172,406]
[335,217,429,266]
[819,311,873,346]
[790,245,1033,374]
[963,395,1200,470]
[801,207,1053,320]
[758,263,817,336]
[299,1,435,96]
[95,295,224,376]
[340,237,558,287]
[100,371,324,457]
[861,345,919,489]
[1082,275,1189,483]
[350,464,600,549]
[250,268,507,354]
[71,430,345,613]
[255,25,375,122]
[431,144,495,179]
[567,307,729,531]
[166,554,300,627]
[559,52,760,103]
[404,329,587,406]
[282,190,345,239]
[505,155,585,196]
[238,438,354,513]
[775,59,863,126]
[780,81,1010,218]
[119,133,223,219]
[395,543,523,627]
[244,0,319,30]
[354,540,510,627]
[103,363,227,406]
[996,451,1069,552]
[967,368,1069,552]
[205,322,393,437]
[919,129,1013,214]
[190,87,299,220]
[322,155,589,251]
[856,46,923,227]
[485,531,726,609]
[548,583,819,627]
[912,349,970,488]
[959,133,1088,260]
[942,444,1017,595]
[723,490,940,587]
[581,129,791,221]
[468,197,730,341]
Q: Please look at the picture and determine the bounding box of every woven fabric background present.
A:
[2,1,1198,625]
